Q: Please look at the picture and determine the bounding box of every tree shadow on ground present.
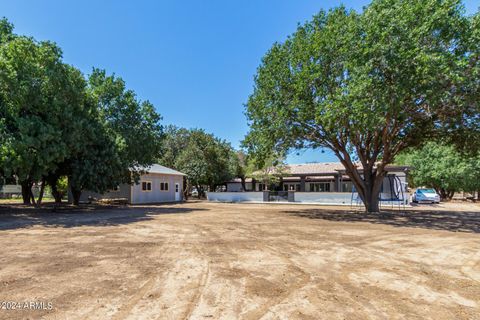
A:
[0,203,207,231]
[284,208,480,233]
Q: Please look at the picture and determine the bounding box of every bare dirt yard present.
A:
[1,201,480,320]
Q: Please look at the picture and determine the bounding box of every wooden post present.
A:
[300,176,306,192]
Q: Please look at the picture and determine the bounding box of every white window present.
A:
[310,182,331,192]
[284,184,300,191]
[175,184,179,192]
[160,182,169,191]
[141,181,152,192]
[342,182,353,192]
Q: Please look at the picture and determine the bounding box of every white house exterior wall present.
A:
[131,173,183,204]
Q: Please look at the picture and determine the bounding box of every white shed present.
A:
[70,164,186,204]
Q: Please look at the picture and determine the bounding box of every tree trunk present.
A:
[183,178,189,200]
[196,185,204,198]
[29,184,36,206]
[240,177,246,192]
[357,180,382,213]
[448,190,455,200]
[51,184,62,203]
[345,164,385,213]
[47,175,62,203]
[364,191,380,213]
[345,162,386,213]
[71,186,82,206]
[21,181,31,205]
[36,178,46,206]
[438,188,453,201]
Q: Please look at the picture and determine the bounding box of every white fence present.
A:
[207,191,408,206]
[294,192,353,204]
[0,184,22,194]
[206,192,264,202]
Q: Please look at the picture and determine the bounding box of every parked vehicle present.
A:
[412,188,440,204]
[191,188,199,197]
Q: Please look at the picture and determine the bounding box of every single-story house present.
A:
[211,162,409,205]
[70,164,186,204]
[226,162,409,193]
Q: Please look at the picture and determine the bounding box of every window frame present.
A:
[141,181,152,192]
[310,182,331,192]
[160,181,169,192]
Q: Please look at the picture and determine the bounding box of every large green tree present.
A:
[158,126,238,197]
[397,142,480,200]
[67,69,164,205]
[243,0,478,212]
[0,20,89,205]
[0,18,163,205]
[440,12,480,152]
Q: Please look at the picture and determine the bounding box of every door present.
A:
[175,183,180,201]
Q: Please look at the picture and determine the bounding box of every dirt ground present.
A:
[0,201,479,320]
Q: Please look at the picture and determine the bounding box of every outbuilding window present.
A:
[160,182,169,191]
[142,181,152,192]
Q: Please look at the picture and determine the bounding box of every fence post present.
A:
[287,190,295,202]
[263,191,269,202]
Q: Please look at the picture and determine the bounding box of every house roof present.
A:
[227,162,409,183]
[252,162,409,177]
[285,162,347,175]
[140,164,186,176]
[286,162,409,175]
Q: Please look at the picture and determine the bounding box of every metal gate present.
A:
[268,191,289,202]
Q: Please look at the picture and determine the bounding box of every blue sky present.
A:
[1,0,478,164]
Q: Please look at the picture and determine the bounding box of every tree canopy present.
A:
[243,0,479,212]
[158,126,238,196]
[0,18,163,205]
[396,142,480,199]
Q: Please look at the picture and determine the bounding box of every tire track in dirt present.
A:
[195,219,314,319]
[243,243,311,319]
[110,238,173,320]
[252,232,397,318]
[180,245,211,320]
[179,222,243,319]
[460,246,480,282]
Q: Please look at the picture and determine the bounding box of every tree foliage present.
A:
[0,18,163,205]
[243,0,479,212]
[68,69,164,204]
[249,155,287,188]
[0,21,90,204]
[440,12,480,152]
[158,126,238,196]
[396,142,480,199]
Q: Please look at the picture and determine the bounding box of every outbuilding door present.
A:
[175,183,180,201]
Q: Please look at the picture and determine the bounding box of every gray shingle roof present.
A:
[140,164,186,176]
[233,161,408,182]
[265,162,408,176]
[286,162,347,175]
